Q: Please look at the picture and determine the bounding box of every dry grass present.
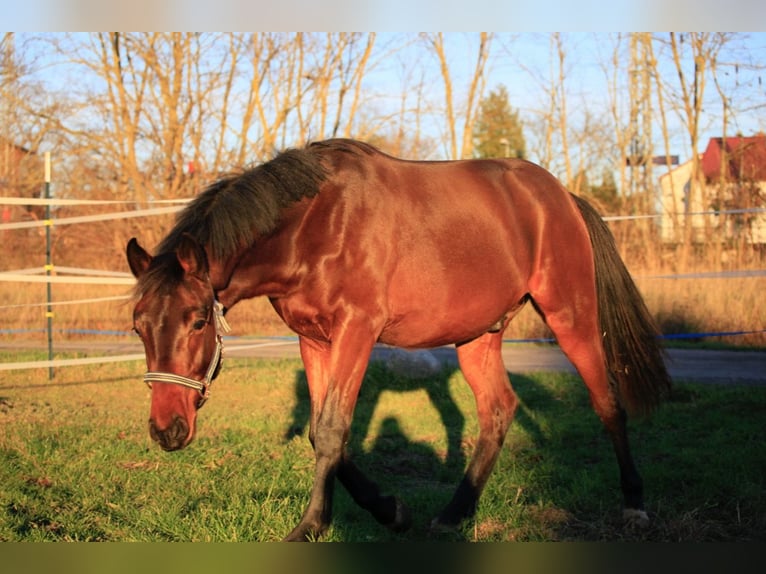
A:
[1,269,763,347]
[638,275,765,347]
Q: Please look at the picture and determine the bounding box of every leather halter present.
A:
[143,300,231,407]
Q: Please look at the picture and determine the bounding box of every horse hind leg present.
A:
[529,291,649,527]
[432,331,518,530]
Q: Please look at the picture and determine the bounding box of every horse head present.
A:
[126,234,227,451]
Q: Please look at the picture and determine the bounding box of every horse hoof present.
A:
[385,497,412,533]
[282,523,325,542]
[623,508,650,528]
[429,516,459,534]
[282,530,311,542]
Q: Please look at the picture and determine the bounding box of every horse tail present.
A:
[571,193,671,417]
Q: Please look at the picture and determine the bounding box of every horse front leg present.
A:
[284,330,409,541]
[432,332,518,530]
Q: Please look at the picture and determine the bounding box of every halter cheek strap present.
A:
[143,300,231,407]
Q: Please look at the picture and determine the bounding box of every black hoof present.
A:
[384,497,412,533]
[429,516,459,534]
[623,508,650,528]
[283,523,325,542]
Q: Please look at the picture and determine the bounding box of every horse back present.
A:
[234,144,591,348]
[369,155,586,346]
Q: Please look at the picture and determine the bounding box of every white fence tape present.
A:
[0,273,135,285]
[0,340,298,372]
[0,205,183,231]
[0,295,130,310]
[602,207,766,221]
[0,352,146,371]
[5,266,133,278]
[0,265,135,286]
[0,197,189,206]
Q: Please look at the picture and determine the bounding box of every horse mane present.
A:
[134,139,377,299]
[307,138,380,156]
[156,144,332,262]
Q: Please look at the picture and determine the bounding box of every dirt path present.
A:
[370,345,766,385]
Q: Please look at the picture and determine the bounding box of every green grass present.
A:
[1,354,764,541]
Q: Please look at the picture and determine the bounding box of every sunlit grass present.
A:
[1,355,764,541]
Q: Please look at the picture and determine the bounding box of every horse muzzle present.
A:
[149,415,193,451]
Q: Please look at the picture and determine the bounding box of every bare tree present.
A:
[360,38,440,159]
[1,33,60,195]
[59,33,232,203]
[422,32,492,159]
[233,33,380,156]
[600,33,630,201]
[234,32,293,160]
[660,33,731,264]
[552,33,574,190]
[513,33,573,181]
[647,35,684,245]
[333,33,376,139]
[50,32,394,207]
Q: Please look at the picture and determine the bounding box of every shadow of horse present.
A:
[284,354,466,469]
[282,348,572,541]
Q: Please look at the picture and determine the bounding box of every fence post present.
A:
[44,151,54,380]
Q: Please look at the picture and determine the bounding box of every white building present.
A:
[658,135,766,245]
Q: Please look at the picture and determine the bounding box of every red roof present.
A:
[701,135,766,182]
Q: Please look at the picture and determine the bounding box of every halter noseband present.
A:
[143,300,231,407]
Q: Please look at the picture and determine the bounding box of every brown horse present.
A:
[126,139,670,541]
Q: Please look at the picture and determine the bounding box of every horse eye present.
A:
[192,319,207,331]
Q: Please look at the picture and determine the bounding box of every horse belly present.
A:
[379,257,527,348]
[377,194,534,348]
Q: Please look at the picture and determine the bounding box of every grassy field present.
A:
[1,352,764,542]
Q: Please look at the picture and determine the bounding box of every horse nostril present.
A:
[148,416,190,451]
[149,419,161,444]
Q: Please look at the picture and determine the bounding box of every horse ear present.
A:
[126,238,152,278]
[176,233,209,277]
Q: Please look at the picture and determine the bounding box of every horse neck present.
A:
[207,248,245,294]
[212,200,314,308]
